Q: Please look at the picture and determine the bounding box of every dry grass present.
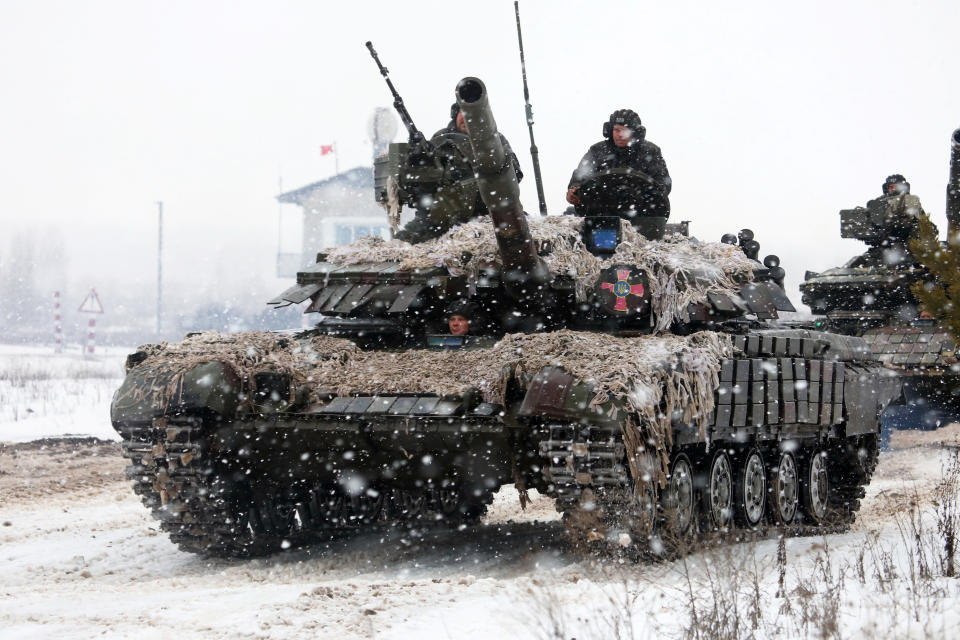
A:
[523,450,960,639]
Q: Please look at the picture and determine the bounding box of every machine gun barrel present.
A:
[947,128,960,240]
[455,76,551,297]
[365,41,426,144]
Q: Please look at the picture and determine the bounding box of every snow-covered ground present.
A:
[0,344,125,442]
[1,345,959,639]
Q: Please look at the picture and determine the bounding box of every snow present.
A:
[2,345,960,639]
[0,345,125,443]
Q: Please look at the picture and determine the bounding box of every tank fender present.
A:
[517,366,575,419]
[111,361,242,423]
[518,366,617,424]
[843,365,902,436]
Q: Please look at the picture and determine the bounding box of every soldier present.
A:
[882,173,911,197]
[445,299,479,336]
[433,103,524,181]
[565,109,671,218]
[868,174,927,239]
[395,105,523,244]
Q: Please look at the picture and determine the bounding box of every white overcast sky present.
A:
[0,0,958,313]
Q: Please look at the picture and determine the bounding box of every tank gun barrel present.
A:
[455,77,550,297]
[947,128,960,240]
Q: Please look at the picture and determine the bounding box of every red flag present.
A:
[320,144,334,156]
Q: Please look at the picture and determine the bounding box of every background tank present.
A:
[800,129,960,431]
[111,77,899,558]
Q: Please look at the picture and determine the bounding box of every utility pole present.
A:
[156,201,163,335]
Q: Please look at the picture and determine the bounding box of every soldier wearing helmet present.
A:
[395,104,523,244]
[872,173,923,222]
[433,103,523,181]
[857,173,928,249]
[566,109,671,218]
[446,298,477,336]
[882,174,911,197]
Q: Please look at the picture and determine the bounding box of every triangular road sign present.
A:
[77,288,105,314]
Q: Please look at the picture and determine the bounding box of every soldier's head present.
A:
[446,299,477,336]
[883,174,910,196]
[450,103,466,133]
[604,109,645,148]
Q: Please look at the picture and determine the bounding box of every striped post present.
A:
[86,317,96,356]
[53,291,63,353]
[77,288,104,356]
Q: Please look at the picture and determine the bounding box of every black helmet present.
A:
[446,299,477,319]
[882,174,910,196]
[603,109,645,141]
[450,103,461,120]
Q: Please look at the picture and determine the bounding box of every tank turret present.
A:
[455,77,551,298]
[946,128,960,239]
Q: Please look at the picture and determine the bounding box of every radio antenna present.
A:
[514,2,548,216]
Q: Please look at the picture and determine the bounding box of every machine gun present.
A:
[367,41,478,231]
[366,41,429,151]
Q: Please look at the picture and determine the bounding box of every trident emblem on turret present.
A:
[601,269,644,311]
[595,265,650,316]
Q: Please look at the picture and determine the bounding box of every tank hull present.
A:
[112,328,898,557]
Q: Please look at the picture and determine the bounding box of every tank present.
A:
[800,129,960,431]
[111,78,900,558]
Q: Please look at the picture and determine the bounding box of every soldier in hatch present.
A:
[432,103,525,178]
[446,299,476,336]
[395,104,523,244]
[565,109,672,218]
[868,174,928,242]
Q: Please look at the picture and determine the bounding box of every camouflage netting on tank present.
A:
[114,332,361,414]
[123,329,732,488]
[323,216,757,332]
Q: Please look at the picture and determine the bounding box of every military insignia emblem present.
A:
[595,265,650,315]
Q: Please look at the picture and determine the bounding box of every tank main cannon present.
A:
[455,77,551,298]
[947,127,960,239]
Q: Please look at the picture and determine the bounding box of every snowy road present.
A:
[3,436,960,639]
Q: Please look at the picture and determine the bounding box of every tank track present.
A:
[538,421,878,553]
[118,417,283,557]
[118,416,495,557]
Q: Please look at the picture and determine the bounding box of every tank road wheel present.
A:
[801,450,831,524]
[734,449,766,528]
[175,477,293,558]
[767,451,799,525]
[347,492,385,525]
[435,486,494,527]
[662,454,696,537]
[437,487,461,517]
[702,450,733,530]
[395,489,426,520]
[247,493,298,540]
